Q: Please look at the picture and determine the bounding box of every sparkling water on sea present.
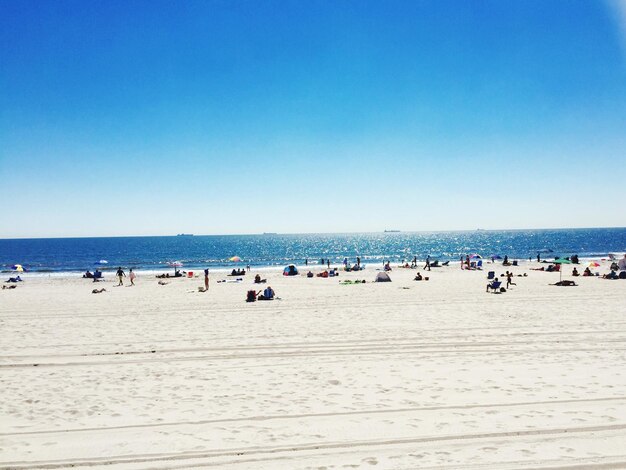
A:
[0,228,625,274]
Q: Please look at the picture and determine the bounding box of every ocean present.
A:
[1,228,625,274]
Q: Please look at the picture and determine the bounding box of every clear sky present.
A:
[1,0,625,238]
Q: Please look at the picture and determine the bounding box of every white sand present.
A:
[1,262,625,469]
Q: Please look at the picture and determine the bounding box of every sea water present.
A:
[1,228,625,274]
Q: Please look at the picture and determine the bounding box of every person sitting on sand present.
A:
[254,274,266,284]
[414,272,423,281]
[603,271,619,280]
[384,261,392,272]
[307,271,314,278]
[583,267,593,277]
[258,286,275,300]
[572,267,579,277]
[83,270,94,279]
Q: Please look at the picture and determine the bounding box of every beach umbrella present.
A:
[588,261,600,268]
[11,264,24,272]
[490,254,502,260]
[167,261,183,275]
[469,254,482,259]
[95,259,108,265]
[229,256,242,262]
[553,258,572,282]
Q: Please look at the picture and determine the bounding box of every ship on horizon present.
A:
[384,229,401,233]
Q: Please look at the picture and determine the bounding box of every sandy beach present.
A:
[1,261,625,469]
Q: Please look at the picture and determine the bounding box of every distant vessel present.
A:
[384,230,401,233]
[177,233,193,237]
[263,232,278,235]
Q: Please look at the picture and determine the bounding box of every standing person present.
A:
[204,269,209,292]
[343,257,348,267]
[537,253,541,262]
[425,255,431,271]
[465,255,470,269]
[357,256,361,268]
[129,268,136,286]
[327,259,330,269]
[116,267,126,286]
[305,258,308,266]
[460,256,464,270]
[506,271,516,289]
[246,264,250,273]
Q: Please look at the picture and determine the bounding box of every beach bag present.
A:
[246,290,256,302]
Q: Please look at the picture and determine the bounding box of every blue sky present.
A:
[1,0,625,237]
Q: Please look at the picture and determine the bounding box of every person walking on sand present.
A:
[506,271,516,289]
[204,269,209,292]
[129,268,136,286]
[424,255,431,271]
[116,267,126,286]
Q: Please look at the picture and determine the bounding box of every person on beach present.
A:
[204,269,209,292]
[572,267,579,277]
[129,268,136,286]
[414,272,423,281]
[506,271,516,288]
[424,255,431,271]
[465,255,470,269]
[116,267,126,286]
[537,253,541,262]
[258,286,275,300]
[327,259,330,269]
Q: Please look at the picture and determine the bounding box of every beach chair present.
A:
[487,271,495,280]
[486,280,502,293]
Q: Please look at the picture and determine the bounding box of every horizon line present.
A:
[1,226,625,241]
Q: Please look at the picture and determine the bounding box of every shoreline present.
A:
[3,253,624,278]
